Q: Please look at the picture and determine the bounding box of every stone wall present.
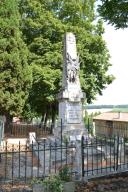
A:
[75,172,128,192]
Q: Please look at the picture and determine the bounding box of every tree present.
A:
[98,0,128,28]
[20,0,114,123]
[20,0,64,123]
[0,0,32,125]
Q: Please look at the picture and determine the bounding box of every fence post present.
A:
[61,119,63,168]
[81,136,85,179]
[61,119,63,143]
[115,136,119,171]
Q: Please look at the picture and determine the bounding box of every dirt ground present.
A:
[0,184,32,192]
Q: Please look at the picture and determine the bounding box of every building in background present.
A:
[93,112,128,138]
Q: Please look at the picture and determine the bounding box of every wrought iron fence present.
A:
[0,135,128,186]
[81,135,128,179]
[0,138,76,185]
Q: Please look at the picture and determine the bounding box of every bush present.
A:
[59,165,71,182]
[43,175,63,192]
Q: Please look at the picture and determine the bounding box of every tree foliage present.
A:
[98,0,128,28]
[19,0,114,122]
[0,0,32,119]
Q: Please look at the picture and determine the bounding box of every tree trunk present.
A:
[51,102,57,132]
[4,112,13,134]
[44,111,48,129]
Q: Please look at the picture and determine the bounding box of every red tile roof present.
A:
[93,112,128,122]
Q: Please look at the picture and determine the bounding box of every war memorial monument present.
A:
[56,32,87,138]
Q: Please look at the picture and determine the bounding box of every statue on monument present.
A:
[66,52,80,83]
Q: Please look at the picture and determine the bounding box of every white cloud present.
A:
[94,24,128,105]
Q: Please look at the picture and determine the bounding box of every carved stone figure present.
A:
[66,52,80,83]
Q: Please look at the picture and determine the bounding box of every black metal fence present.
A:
[81,136,128,179]
[0,135,128,186]
[0,138,76,185]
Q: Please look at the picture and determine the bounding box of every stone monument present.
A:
[56,32,87,138]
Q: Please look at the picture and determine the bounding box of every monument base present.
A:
[54,122,88,140]
[57,97,88,139]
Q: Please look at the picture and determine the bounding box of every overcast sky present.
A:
[94,24,128,105]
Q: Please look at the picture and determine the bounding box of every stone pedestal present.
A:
[56,33,87,138]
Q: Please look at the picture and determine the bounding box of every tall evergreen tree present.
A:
[20,0,114,123]
[0,0,32,124]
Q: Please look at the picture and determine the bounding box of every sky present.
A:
[94,24,128,105]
